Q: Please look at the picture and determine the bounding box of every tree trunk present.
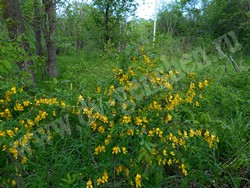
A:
[34,0,44,57]
[43,0,58,77]
[104,1,110,45]
[2,0,35,83]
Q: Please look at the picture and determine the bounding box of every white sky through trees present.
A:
[136,0,171,19]
[66,0,172,19]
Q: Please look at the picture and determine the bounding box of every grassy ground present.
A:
[1,50,249,187]
[55,52,250,187]
[57,52,118,95]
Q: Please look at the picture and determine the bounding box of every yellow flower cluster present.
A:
[115,165,130,176]
[203,130,219,148]
[179,163,188,176]
[4,87,17,101]
[97,171,108,185]
[35,98,61,106]
[94,145,106,155]
[122,115,131,124]
[112,146,121,154]
[135,174,142,188]
[14,102,24,111]
[185,82,196,103]
[0,108,12,119]
[86,179,93,188]
[34,110,48,124]
[198,80,208,89]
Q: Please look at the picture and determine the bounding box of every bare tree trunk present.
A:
[43,0,58,77]
[2,0,35,83]
[104,1,110,45]
[34,0,44,57]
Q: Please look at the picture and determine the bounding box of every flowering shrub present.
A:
[73,51,219,187]
[0,85,68,187]
[0,51,219,187]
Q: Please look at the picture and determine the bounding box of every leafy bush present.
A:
[0,51,220,187]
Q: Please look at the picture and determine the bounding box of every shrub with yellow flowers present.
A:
[72,50,219,187]
[0,83,68,187]
[0,50,219,187]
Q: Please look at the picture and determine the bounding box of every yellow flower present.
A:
[14,103,24,111]
[11,87,16,94]
[86,179,93,188]
[23,100,31,106]
[135,174,142,188]
[40,110,48,120]
[183,131,188,138]
[196,129,202,136]
[135,117,143,126]
[98,126,105,133]
[6,130,15,138]
[122,102,127,109]
[163,149,167,156]
[198,82,203,89]
[94,145,106,155]
[109,100,115,106]
[168,159,172,166]
[11,179,16,186]
[189,129,195,137]
[105,138,110,145]
[132,56,136,62]
[97,178,103,185]
[0,131,6,137]
[170,151,175,156]
[195,101,200,107]
[102,116,108,123]
[126,129,134,136]
[21,157,27,164]
[90,122,97,130]
[148,130,154,137]
[97,87,101,93]
[78,95,84,101]
[53,111,56,116]
[27,119,35,126]
[2,144,7,151]
[204,130,210,137]
[112,146,121,154]
[190,82,195,89]
[122,147,127,154]
[203,80,208,86]
[116,165,123,174]
[102,171,108,182]
[122,116,131,124]
[61,101,66,106]
[9,147,18,159]
[181,163,188,176]
[14,141,19,147]
[165,114,172,123]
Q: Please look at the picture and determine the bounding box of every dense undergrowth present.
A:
[0,48,249,187]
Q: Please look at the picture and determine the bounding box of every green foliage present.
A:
[0,35,18,74]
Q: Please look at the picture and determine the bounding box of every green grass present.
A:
[57,52,118,95]
[1,50,249,187]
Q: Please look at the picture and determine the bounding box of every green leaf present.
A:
[137,151,145,162]
[3,60,12,70]
[0,65,7,73]
[145,142,152,152]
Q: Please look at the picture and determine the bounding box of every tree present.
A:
[34,0,44,57]
[93,0,137,47]
[1,0,35,82]
[43,0,58,77]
